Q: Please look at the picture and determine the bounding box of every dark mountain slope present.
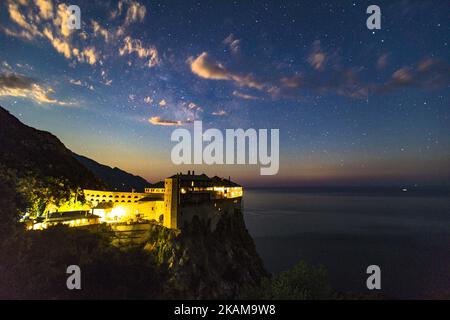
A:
[0,106,103,190]
[73,153,150,192]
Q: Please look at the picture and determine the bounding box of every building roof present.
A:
[210,176,241,187]
[170,172,241,187]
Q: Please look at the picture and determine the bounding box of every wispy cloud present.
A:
[0,73,68,105]
[377,53,389,70]
[232,90,260,100]
[189,52,265,90]
[5,2,43,40]
[223,34,241,55]
[69,79,82,86]
[2,0,158,70]
[92,20,110,43]
[159,99,167,107]
[308,40,326,71]
[148,98,203,127]
[144,96,153,104]
[377,58,450,93]
[148,116,189,126]
[212,110,227,116]
[35,0,53,20]
[124,0,146,26]
[119,36,160,68]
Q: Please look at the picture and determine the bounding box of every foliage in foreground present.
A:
[241,261,334,300]
[0,224,165,299]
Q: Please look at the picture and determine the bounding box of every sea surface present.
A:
[243,187,450,299]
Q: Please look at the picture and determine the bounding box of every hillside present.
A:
[0,106,103,190]
[73,153,150,192]
[0,105,106,222]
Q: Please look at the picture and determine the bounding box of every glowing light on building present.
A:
[110,206,127,220]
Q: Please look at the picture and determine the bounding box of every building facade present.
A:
[31,172,243,231]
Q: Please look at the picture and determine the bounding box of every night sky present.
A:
[0,0,449,186]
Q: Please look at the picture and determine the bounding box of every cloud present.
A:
[54,3,72,38]
[392,67,414,84]
[69,79,82,86]
[124,1,146,26]
[6,2,43,39]
[43,27,72,59]
[0,73,67,105]
[149,98,203,127]
[113,0,147,37]
[187,102,203,112]
[111,0,125,19]
[119,36,160,67]
[377,53,389,69]
[92,20,110,42]
[1,26,34,41]
[4,2,96,66]
[34,0,54,20]
[212,110,227,116]
[148,116,188,126]
[2,0,158,70]
[80,47,98,65]
[377,58,450,93]
[223,34,241,54]
[100,69,113,86]
[308,40,326,71]
[189,52,230,80]
[144,96,153,104]
[189,52,265,90]
[278,66,369,99]
[232,90,259,100]
[280,75,303,88]
[2,1,100,66]
[1,61,14,73]
[69,78,97,91]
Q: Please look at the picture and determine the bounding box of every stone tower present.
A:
[163,177,179,229]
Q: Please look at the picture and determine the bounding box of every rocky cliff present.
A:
[144,213,267,299]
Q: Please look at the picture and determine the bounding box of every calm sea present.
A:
[243,187,450,299]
